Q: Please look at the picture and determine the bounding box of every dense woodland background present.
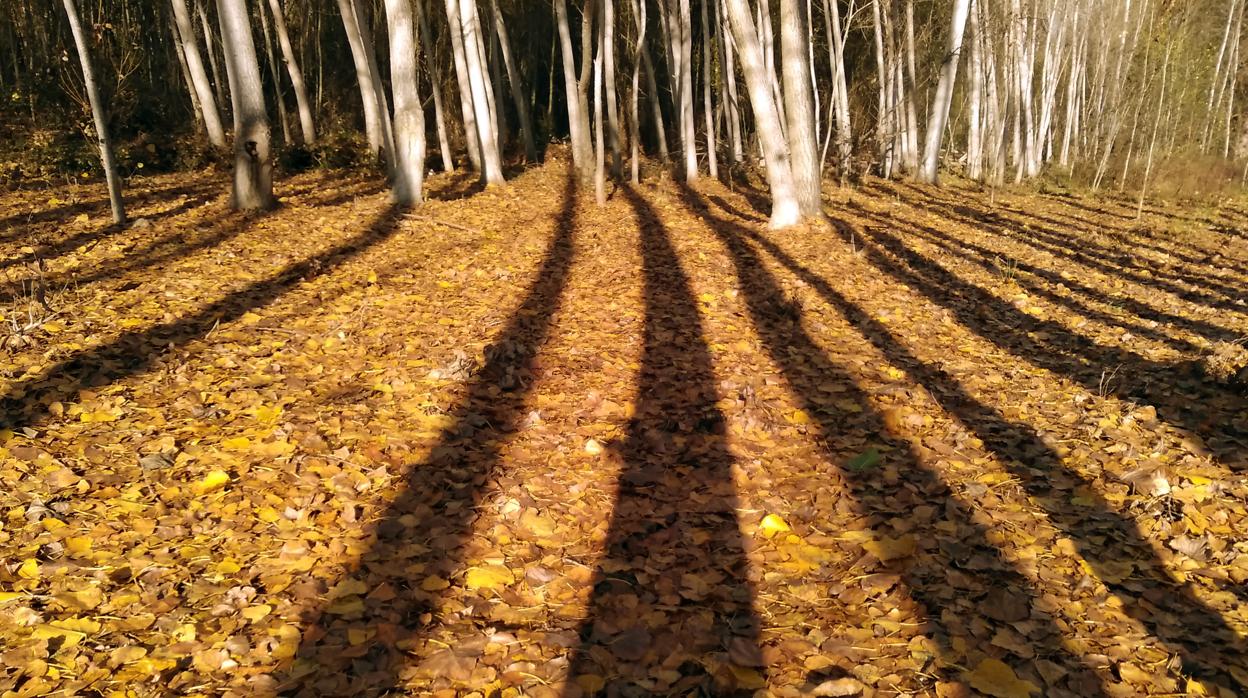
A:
[3,0,1248,210]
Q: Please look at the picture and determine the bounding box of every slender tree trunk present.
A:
[720,0,744,165]
[554,0,593,180]
[902,0,919,172]
[456,0,504,183]
[385,0,426,205]
[490,0,538,162]
[257,0,291,145]
[197,0,228,113]
[445,0,482,169]
[171,0,227,147]
[594,12,606,205]
[871,0,892,176]
[417,0,454,171]
[217,0,274,210]
[641,35,670,163]
[966,0,983,180]
[823,0,852,177]
[779,0,820,215]
[267,0,315,144]
[603,0,622,178]
[918,0,971,183]
[724,0,800,229]
[337,0,391,164]
[62,0,125,224]
[170,12,206,136]
[630,0,646,182]
[702,0,717,180]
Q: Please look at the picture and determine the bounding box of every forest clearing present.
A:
[5,0,1248,695]
[0,160,1246,697]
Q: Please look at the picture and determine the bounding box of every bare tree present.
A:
[171,0,226,147]
[217,0,274,210]
[266,0,315,145]
[919,0,971,183]
[386,0,426,205]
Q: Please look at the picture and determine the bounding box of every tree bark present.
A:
[257,0,292,145]
[779,0,820,215]
[197,0,228,114]
[385,0,427,205]
[490,0,539,162]
[554,0,593,180]
[62,0,125,224]
[171,0,227,147]
[723,0,800,229]
[216,0,274,210]
[918,0,971,183]
[337,0,392,164]
[417,0,455,171]
[267,0,315,144]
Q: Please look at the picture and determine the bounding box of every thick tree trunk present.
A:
[723,0,800,229]
[385,0,426,205]
[171,0,227,147]
[267,0,315,144]
[62,0,125,224]
[918,0,971,183]
[216,0,274,210]
[554,0,593,180]
[779,0,820,215]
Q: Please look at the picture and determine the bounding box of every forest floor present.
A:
[0,158,1247,698]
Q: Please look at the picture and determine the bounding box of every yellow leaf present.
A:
[172,624,197,642]
[464,564,515,591]
[728,665,768,689]
[80,410,119,423]
[863,535,917,562]
[59,586,104,611]
[330,578,369,599]
[326,596,364,615]
[421,575,450,591]
[242,604,272,621]
[367,270,378,284]
[250,404,283,423]
[51,617,101,634]
[0,591,25,604]
[788,409,811,425]
[965,658,1039,698]
[759,514,791,538]
[31,624,87,647]
[194,470,231,494]
[222,436,251,450]
[217,558,242,575]
[17,558,39,579]
[110,646,148,665]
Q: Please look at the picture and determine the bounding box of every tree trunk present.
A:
[822,0,851,177]
[445,0,482,170]
[257,0,292,145]
[723,0,800,229]
[171,0,227,147]
[871,0,892,177]
[490,0,538,162]
[267,0,315,144]
[62,0,125,224]
[417,0,455,171]
[594,14,606,205]
[629,0,646,182]
[197,0,228,114]
[385,0,427,205]
[170,12,206,136]
[554,0,593,180]
[779,0,820,215]
[701,0,717,180]
[337,0,392,164]
[918,0,971,183]
[216,0,274,210]
[720,0,744,165]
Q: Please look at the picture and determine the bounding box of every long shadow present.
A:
[0,180,386,307]
[838,198,1243,350]
[278,172,578,696]
[0,202,408,432]
[564,186,763,695]
[697,191,1248,690]
[0,189,221,273]
[845,203,1248,469]
[877,182,1248,311]
[677,184,1107,695]
[0,180,217,241]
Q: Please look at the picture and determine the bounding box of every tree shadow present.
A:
[872,182,1248,315]
[843,203,1248,469]
[0,202,409,432]
[695,188,1248,691]
[678,183,1108,695]
[278,171,578,696]
[838,199,1243,350]
[563,185,764,695]
[0,180,217,241]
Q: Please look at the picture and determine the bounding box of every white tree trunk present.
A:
[719,0,744,165]
[966,0,983,181]
[169,11,205,135]
[701,0,717,179]
[604,0,622,178]
[822,0,852,175]
[217,0,274,210]
[594,19,606,205]
[630,0,646,182]
[490,0,538,162]
[554,0,593,180]
[445,0,481,171]
[385,0,426,205]
[724,0,800,229]
[337,0,391,163]
[779,0,820,215]
[62,0,125,223]
[918,0,971,183]
[266,0,315,145]
[257,0,291,145]
[171,0,226,147]
[417,0,454,171]
[196,0,228,113]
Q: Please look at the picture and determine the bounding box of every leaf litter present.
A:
[0,161,1246,697]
